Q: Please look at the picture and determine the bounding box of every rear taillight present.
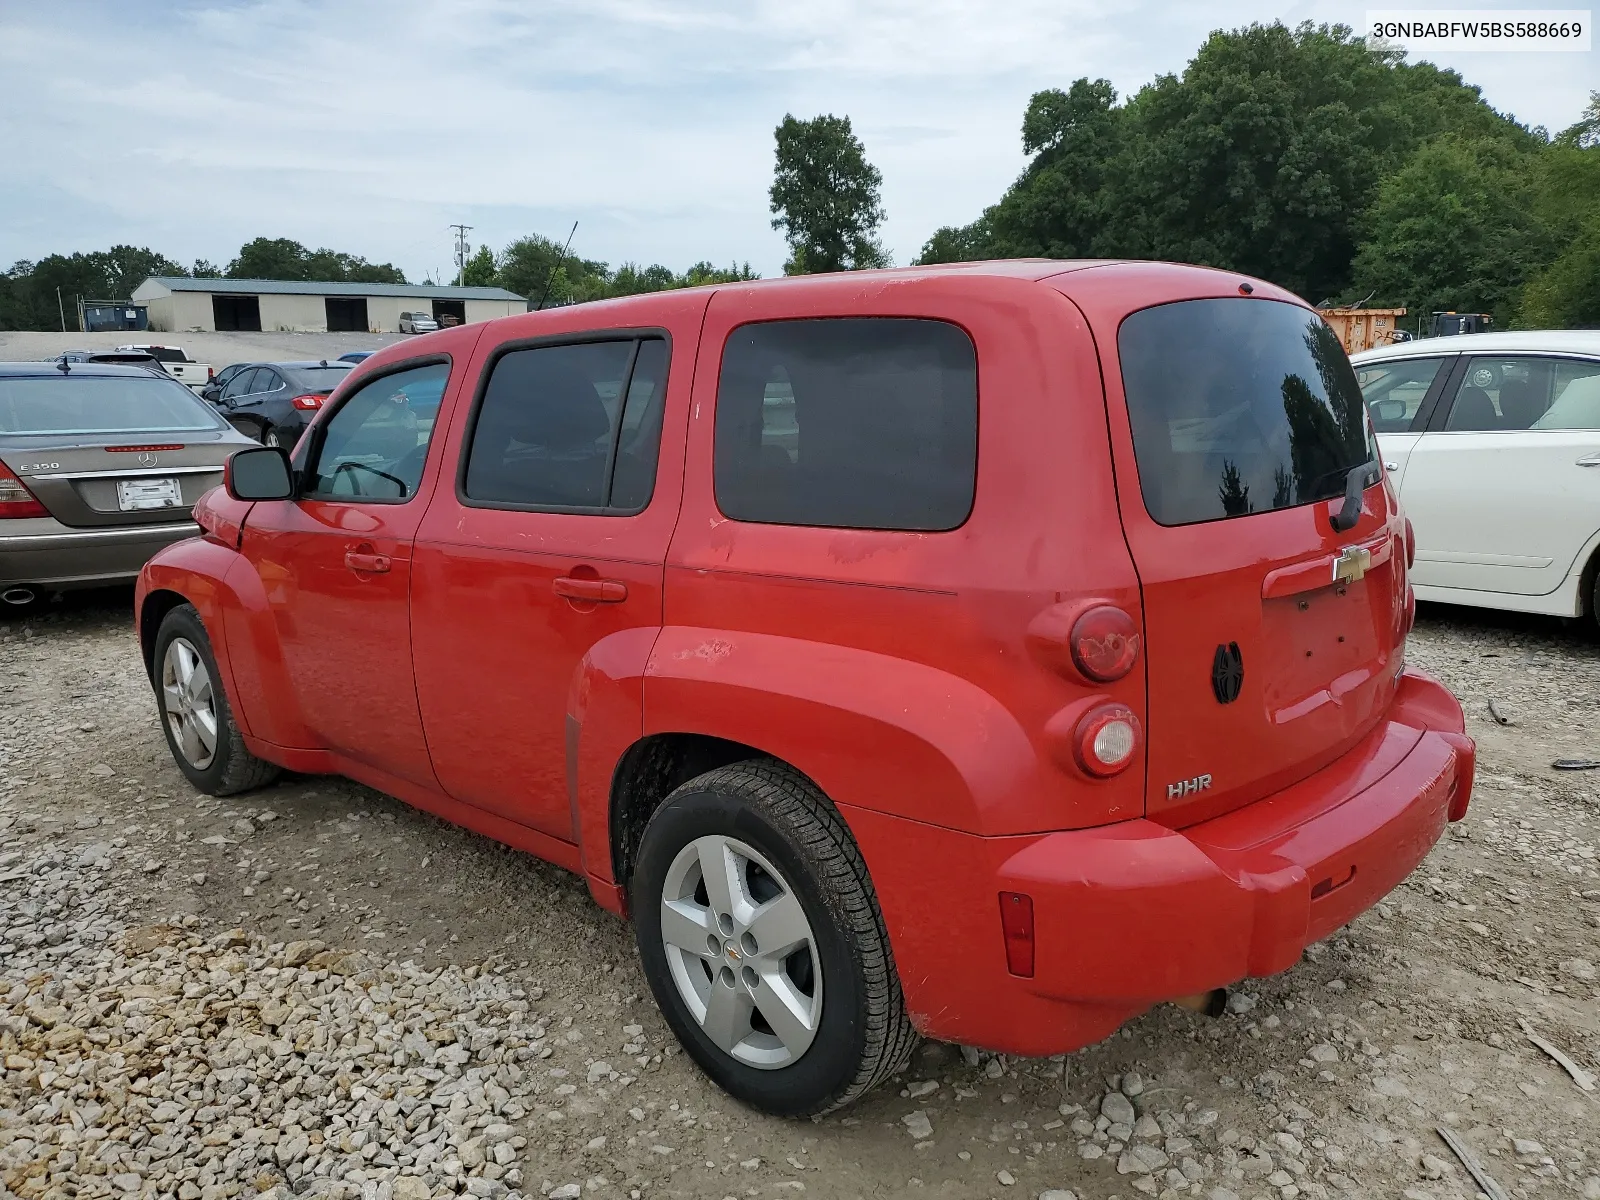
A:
[1074,702,1141,777]
[207,366,215,380]
[1399,585,1416,638]
[290,394,324,411]
[998,892,1035,977]
[1404,518,1416,569]
[1069,605,1141,682]
[0,461,49,519]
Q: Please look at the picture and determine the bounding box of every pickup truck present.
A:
[117,344,214,391]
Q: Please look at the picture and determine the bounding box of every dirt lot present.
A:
[0,331,408,374]
[2,593,1598,1200]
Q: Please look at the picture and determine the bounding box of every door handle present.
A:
[553,576,627,603]
[1383,461,1399,472]
[345,549,391,574]
[1578,454,1600,467]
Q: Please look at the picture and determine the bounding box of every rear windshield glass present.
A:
[1119,299,1375,527]
[140,348,189,363]
[284,365,353,392]
[0,375,227,435]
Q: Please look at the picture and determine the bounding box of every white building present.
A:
[132,277,526,334]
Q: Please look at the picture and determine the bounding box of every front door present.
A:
[1398,354,1600,597]
[238,360,452,787]
[411,314,695,841]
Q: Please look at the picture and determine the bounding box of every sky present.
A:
[0,0,1593,285]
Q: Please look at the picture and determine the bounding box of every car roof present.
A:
[1352,330,1600,364]
[257,361,356,370]
[0,361,176,378]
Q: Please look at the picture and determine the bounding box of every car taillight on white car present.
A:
[0,461,48,519]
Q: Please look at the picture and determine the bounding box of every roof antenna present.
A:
[56,354,71,375]
[535,221,579,312]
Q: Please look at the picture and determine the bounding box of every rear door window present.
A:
[1444,356,1600,431]
[1355,357,1448,432]
[1118,299,1375,526]
[462,337,669,512]
[713,318,977,531]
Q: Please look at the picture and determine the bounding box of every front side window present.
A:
[1445,356,1600,431]
[1355,357,1447,432]
[1119,299,1376,526]
[302,362,450,501]
[463,337,669,512]
[714,318,978,531]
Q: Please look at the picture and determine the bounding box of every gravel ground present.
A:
[0,331,409,373]
[2,592,1598,1200]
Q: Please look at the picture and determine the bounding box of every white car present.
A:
[399,312,439,334]
[1353,331,1600,629]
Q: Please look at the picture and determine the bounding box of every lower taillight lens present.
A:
[290,394,324,411]
[998,892,1035,977]
[1404,518,1416,569]
[0,464,49,519]
[1400,585,1416,637]
[1074,702,1141,777]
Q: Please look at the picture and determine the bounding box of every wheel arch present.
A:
[138,587,192,680]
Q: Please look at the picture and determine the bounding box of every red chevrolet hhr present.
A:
[136,261,1474,1116]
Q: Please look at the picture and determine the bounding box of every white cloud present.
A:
[0,0,1591,284]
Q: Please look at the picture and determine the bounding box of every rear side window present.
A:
[714,318,977,530]
[0,375,226,435]
[1119,299,1375,527]
[463,337,669,512]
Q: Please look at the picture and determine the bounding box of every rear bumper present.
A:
[848,668,1473,1055]
[0,521,199,590]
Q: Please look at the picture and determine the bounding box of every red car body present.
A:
[136,261,1473,1059]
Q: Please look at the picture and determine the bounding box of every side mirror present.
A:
[1372,399,1407,425]
[225,446,294,501]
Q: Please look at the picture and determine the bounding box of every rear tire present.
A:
[262,427,281,449]
[632,760,915,1116]
[153,604,280,796]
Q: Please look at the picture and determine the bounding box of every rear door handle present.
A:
[1383,461,1399,472]
[1578,453,1600,467]
[553,576,628,603]
[345,550,391,574]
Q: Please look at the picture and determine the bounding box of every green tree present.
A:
[496,234,607,306]
[770,114,889,274]
[96,245,187,297]
[460,244,497,287]
[1555,90,1600,148]
[1351,135,1547,323]
[228,237,312,279]
[192,259,221,278]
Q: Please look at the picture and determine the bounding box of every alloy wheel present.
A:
[162,637,218,769]
[659,834,822,1069]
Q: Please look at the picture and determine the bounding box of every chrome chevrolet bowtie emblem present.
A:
[138,452,159,467]
[1332,545,1370,584]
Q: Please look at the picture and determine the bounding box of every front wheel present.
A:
[153,604,280,795]
[632,761,915,1116]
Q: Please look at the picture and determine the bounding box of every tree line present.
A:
[905,22,1600,329]
[0,232,757,331]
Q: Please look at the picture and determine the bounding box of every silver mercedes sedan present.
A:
[0,360,255,612]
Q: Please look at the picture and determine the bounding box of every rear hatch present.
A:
[1111,296,1409,826]
[0,371,245,527]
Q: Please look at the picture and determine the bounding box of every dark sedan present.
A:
[200,362,253,403]
[1,362,255,610]
[212,360,354,448]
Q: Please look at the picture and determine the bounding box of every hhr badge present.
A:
[1332,545,1371,584]
[1167,773,1213,800]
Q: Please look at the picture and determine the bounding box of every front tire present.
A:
[153,604,280,796]
[633,761,915,1116]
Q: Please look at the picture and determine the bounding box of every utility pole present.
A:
[449,224,473,286]
[56,287,66,332]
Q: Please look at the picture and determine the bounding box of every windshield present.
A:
[1118,298,1376,527]
[0,375,227,436]
[284,365,354,392]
